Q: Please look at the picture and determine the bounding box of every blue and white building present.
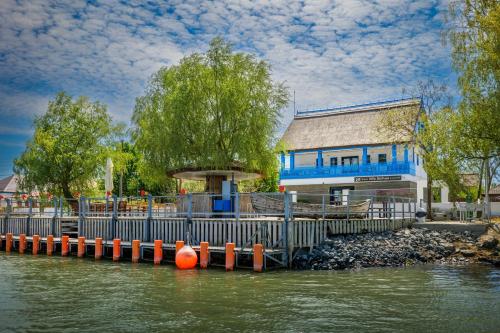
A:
[279,98,446,203]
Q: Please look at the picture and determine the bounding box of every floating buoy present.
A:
[175,245,198,269]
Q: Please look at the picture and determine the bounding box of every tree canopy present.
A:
[14,92,121,199]
[132,37,289,180]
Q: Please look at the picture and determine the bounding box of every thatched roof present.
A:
[281,98,421,151]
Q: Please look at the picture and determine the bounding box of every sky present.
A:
[0,0,456,179]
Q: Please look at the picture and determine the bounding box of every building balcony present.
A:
[280,161,415,179]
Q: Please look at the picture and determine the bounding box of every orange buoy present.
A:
[77,236,85,257]
[32,235,40,255]
[95,238,103,260]
[175,245,198,270]
[61,235,69,256]
[153,240,162,265]
[19,234,26,254]
[132,240,141,263]
[253,243,264,272]
[6,233,13,252]
[175,240,184,254]
[47,235,54,256]
[113,239,121,261]
[225,242,235,271]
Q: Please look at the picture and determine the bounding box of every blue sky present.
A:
[0,0,455,178]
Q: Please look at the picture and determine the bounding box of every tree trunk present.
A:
[61,184,78,214]
[426,175,433,221]
[477,160,484,201]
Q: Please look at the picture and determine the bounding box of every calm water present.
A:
[0,254,499,333]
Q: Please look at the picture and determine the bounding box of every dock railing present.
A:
[0,191,417,222]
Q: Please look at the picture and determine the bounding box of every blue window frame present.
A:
[330,157,337,166]
[366,155,371,164]
[378,154,387,163]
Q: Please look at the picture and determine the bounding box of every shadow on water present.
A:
[0,254,499,333]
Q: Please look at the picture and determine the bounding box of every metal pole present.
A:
[235,192,240,221]
[146,194,152,242]
[26,198,32,236]
[322,194,325,220]
[346,193,350,223]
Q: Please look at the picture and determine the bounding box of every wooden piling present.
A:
[95,237,103,260]
[6,233,12,252]
[113,239,121,261]
[200,241,209,269]
[77,237,85,257]
[61,235,69,256]
[225,242,235,271]
[132,240,140,263]
[154,240,162,265]
[46,235,54,256]
[32,235,40,255]
[253,243,263,272]
[175,240,184,254]
[19,234,26,254]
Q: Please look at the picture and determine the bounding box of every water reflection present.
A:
[0,254,499,333]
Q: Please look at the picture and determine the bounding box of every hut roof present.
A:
[280,98,421,151]
[0,175,18,194]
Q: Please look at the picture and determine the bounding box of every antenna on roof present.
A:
[293,90,296,115]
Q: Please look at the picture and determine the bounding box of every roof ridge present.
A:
[295,97,421,119]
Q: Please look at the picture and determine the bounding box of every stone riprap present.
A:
[293,228,500,270]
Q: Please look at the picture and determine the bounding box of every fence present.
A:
[1,191,417,221]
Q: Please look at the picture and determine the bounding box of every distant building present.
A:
[488,185,500,202]
[278,98,448,204]
[0,175,19,198]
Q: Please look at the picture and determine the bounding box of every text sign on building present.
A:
[354,175,402,182]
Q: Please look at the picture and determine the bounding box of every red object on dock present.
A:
[175,240,184,254]
[113,239,121,261]
[61,235,69,256]
[77,237,85,257]
[32,235,40,255]
[153,240,163,265]
[225,242,235,271]
[200,242,209,269]
[46,235,54,256]
[132,240,141,263]
[175,246,198,270]
[95,238,103,260]
[253,244,264,272]
[6,233,12,252]
[19,234,26,254]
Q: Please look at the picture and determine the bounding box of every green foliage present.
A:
[447,0,500,176]
[13,92,120,198]
[132,37,289,183]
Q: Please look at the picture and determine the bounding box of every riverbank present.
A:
[293,227,500,270]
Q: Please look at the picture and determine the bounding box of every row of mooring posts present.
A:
[1,233,265,272]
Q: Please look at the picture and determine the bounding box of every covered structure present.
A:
[278,98,447,204]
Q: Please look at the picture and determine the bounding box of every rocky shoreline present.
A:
[293,227,500,270]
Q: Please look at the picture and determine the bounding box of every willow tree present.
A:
[14,92,120,200]
[132,38,288,190]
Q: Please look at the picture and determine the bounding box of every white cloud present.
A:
[0,0,453,132]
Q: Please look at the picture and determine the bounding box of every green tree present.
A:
[447,0,500,217]
[14,92,120,199]
[132,37,288,189]
[378,80,457,218]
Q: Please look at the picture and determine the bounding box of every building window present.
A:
[366,155,371,164]
[330,157,337,166]
[378,154,387,163]
[342,156,359,166]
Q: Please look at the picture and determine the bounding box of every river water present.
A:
[0,254,499,333]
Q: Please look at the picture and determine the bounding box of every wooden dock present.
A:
[1,214,414,270]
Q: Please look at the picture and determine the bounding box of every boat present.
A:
[250,193,371,218]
